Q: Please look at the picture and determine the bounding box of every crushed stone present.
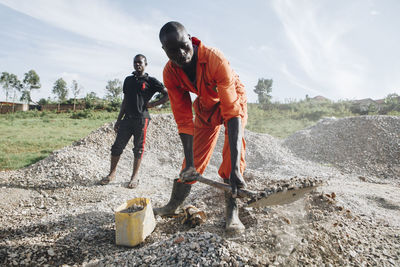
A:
[283,115,400,182]
[0,113,399,266]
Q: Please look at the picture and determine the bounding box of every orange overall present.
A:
[163,37,247,182]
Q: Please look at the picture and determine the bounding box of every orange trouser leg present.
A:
[218,121,246,180]
[180,123,221,184]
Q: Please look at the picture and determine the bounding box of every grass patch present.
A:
[246,104,316,138]
[246,104,319,138]
[0,110,119,170]
[246,102,355,138]
[1,102,398,170]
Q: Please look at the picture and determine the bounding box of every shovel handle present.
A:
[195,174,258,199]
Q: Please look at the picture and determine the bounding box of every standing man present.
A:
[153,22,248,232]
[100,54,168,188]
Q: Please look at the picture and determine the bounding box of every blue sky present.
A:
[0,0,399,103]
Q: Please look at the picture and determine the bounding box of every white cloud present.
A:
[271,0,370,99]
[280,64,322,96]
[0,0,160,53]
[370,10,380,16]
[60,72,79,83]
[248,45,272,53]
[0,0,168,100]
[1,0,398,103]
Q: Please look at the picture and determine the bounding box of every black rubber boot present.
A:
[224,179,245,231]
[153,179,191,216]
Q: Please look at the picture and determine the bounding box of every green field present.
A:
[0,111,119,170]
[1,103,398,170]
[246,104,317,138]
[1,108,312,170]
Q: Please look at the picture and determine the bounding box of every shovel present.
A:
[190,174,322,208]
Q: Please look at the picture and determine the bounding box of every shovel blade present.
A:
[247,186,318,208]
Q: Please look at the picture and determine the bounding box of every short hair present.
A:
[159,21,186,41]
[134,54,147,64]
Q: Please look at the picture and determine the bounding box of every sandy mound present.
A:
[4,114,335,190]
[1,114,399,266]
[283,115,400,181]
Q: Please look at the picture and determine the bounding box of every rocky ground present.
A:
[0,114,399,266]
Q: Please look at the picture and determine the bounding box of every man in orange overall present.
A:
[153,21,248,231]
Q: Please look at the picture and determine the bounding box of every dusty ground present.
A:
[0,114,399,266]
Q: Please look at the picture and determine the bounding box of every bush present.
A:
[94,102,107,110]
[106,100,121,112]
[38,98,49,106]
[70,109,92,119]
[293,109,330,121]
[7,110,42,119]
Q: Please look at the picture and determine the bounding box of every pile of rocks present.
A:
[283,115,400,181]
[90,231,259,266]
[5,124,114,189]
[1,114,399,266]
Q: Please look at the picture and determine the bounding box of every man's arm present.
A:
[163,66,195,135]
[178,133,199,181]
[211,51,247,196]
[114,97,126,132]
[227,117,246,197]
[147,88,169,108]
[163,65,197,180]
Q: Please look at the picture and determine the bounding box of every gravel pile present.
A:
[4,123,115,189]
[90,231,259,266]
[4,115,182,190]
[283,115,400,181]
[1,114,399,266]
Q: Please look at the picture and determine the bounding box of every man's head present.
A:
[159,21,194,68]
[133,54,147,75]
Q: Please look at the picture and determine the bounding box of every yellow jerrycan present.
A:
[114,197,156,247]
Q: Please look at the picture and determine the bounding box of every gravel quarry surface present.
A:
[283,115,400,182]
[1,114,399,266]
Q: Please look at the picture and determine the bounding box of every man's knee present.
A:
[111,145,124,156]
[133,148,144,158]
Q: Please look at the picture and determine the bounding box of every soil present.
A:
[0,114,399,266]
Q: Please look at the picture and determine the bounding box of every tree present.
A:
[52,78,68,103]
[71,80,82,111]
[20,70,41,103]
[384,93,399,105]
[0,72,21,102]
[105,79,123,102]
[84,91,99,109]
[86,91,98,99]
[38,98,49,106]
[383,93,400,112]
[254,78,273,108]
[1,72,23,112]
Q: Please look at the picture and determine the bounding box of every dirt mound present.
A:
[283,115,400,181]
[4,123,115,189]
[4,115,182,189]
[1,114,399,266]
[5,114,333,190]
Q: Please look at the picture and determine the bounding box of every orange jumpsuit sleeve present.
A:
[211,51,242,121]
[163,66,194,135]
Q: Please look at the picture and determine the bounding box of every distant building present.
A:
[0,101,29,114]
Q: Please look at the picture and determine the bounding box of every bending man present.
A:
[153,22,247,231]
[100,54,168,188]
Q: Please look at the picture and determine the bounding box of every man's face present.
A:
[161,30,194,68]
[133,56,146,73]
